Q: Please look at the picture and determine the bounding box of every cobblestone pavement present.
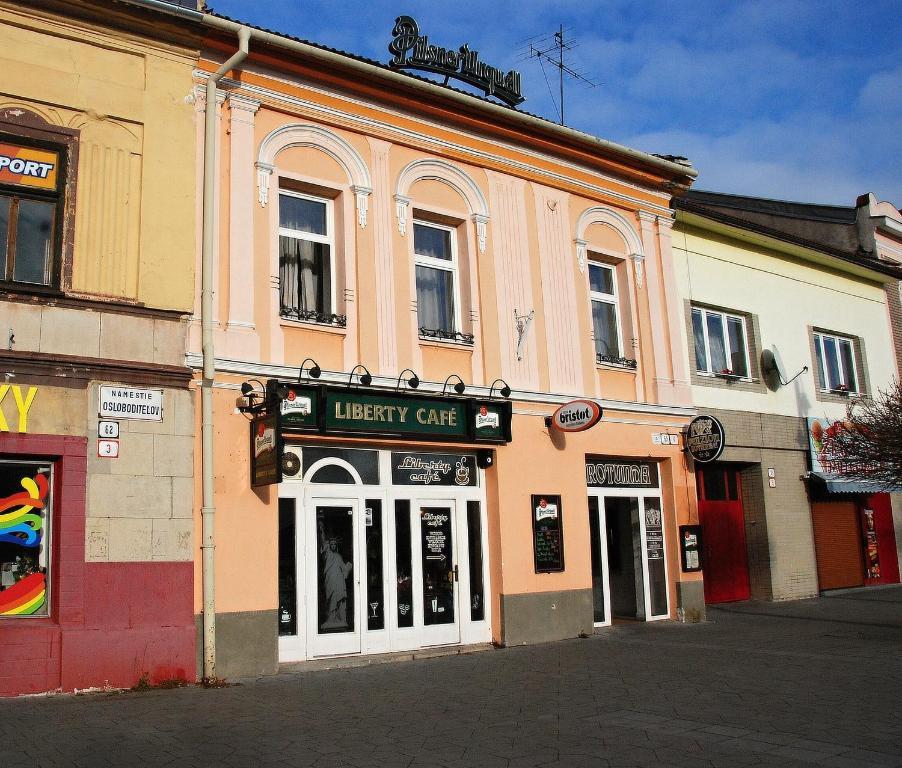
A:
[2,586,901,768]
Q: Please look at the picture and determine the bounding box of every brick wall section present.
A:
[707,408,819,600]
[739,464,772,600]
[885,281,902,376]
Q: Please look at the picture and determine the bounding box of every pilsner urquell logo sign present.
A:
[388,16,524,107]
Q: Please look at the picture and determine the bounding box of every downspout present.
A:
[200,26,250,681]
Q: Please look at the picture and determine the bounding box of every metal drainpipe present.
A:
[201,26,250,681]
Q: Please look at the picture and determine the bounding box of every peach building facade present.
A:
[189,15,704,678]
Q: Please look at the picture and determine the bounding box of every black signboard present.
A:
[391,452,478,486]
[250,412,282,487]
[532,495,564,573]
[585,458,659,489]
[685,415,725,464]
[276,382,512,445]
[679,524,703,573]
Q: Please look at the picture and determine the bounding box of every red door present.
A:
[697,467,751,603]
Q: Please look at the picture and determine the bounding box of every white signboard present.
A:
[98,386,163,422]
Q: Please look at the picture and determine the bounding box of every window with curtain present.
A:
[813,331,859,393]
[589,260,632,366]
[414,221,469,342]
[691,306,750,377]
[279,191,342,325]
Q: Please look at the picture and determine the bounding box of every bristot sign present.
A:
[388,16,524,107]
[685,414,725,463]
[275,382,512,445]
[549,399,602,433]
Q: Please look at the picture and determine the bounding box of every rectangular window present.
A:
[278,191,341,325]
[813,332,858,393]
[0,461,52,618]
[414,221,463,341]
[277,498,297,636]
[589,262,623,361]
[466,501,484,622]
[0,139,63,289]
[692,307,750,377]
[394,500,413,628]
[365,499,384,631]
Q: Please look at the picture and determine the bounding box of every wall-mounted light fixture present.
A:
[488,378,512,398]
[396,368,420,391]
[298,357,322,381]
[442,374,466,395]
[240,378,267,407]
[347,364,373,387]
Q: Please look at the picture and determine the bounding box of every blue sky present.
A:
[209,0,901,207]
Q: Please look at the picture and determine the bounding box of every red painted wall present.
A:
[865,493,900,585]
[0,434,195,696]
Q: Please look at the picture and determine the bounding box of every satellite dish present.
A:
[761,349,781,391]
[760,348,809,390]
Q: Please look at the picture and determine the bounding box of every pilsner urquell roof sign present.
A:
[388,16,524,107]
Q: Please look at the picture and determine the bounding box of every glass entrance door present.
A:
[418,502,460,646]
[306,497,362,657]
[588,492,670,625]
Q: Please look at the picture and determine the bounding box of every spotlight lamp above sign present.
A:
[685,414,726,464]
[547,399,603,433]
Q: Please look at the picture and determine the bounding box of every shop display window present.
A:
[0,460,52,618]
[301,447,380,484]
[365,499,384,631]
[278,498,297,636]
[466,501,484,622]
[394,500,413,628]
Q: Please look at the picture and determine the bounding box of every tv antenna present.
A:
[521,25,597,125]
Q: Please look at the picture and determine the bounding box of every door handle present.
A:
[453,564,459,582]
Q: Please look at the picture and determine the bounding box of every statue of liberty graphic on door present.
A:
[317,509,354,632]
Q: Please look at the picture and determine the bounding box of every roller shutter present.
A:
[811,502,863,590]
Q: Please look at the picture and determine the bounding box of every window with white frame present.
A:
[692,306,750,377]
[813,331,859,393]
[414,220,469,342]
[589,261,624,362]
[278,191,342,325]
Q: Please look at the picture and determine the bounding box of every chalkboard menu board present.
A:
[532,495,564,573]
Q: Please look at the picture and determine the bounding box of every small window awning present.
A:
[806,471,898,495]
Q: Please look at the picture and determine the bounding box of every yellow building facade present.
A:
[0,0,198,695]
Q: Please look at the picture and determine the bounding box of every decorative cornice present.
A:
[199,75,674,217]
[0,350,192,389]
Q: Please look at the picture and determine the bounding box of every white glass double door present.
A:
[588,491,670,626]
[281,485,465,660]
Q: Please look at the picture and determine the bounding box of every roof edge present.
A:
[117,0,697,184]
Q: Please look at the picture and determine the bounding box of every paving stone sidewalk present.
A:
[1,586,901,768]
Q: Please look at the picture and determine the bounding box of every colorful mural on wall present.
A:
[0,469,50,616]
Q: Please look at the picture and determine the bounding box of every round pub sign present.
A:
[685,415,725,463]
